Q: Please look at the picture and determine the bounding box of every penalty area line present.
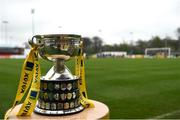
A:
[149,109,180,119]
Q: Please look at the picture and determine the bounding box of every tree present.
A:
[92,36,103,53]
[82,37,93,55]
[102,44,114,51]
[176,27,180,51]
[176,27,180,40]
[136,40,147,49]
[148,36,164,48]
[119,43,130,51]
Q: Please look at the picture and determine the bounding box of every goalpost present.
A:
[145,47,171,58]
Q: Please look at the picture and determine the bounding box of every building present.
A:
[97,51,127,58]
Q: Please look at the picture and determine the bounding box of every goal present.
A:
[145,47,171,58]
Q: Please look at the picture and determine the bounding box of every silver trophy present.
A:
[29,34,84,115]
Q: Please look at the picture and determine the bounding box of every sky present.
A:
[0,0,180,46]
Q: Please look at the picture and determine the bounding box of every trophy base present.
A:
[34,105,84,115]
[6,100,109,119]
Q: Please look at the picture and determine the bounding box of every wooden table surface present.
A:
[7,100,109,120]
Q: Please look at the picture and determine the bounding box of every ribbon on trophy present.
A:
[4,47,41,119]
[75,40,94,108]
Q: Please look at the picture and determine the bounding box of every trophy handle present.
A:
[29,35,44,47]
[29,35,52,61]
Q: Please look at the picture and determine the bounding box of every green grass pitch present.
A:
[0,58,180,119]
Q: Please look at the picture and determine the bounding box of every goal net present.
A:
[145,47,171,58]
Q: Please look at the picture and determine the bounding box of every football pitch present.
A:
[0,58,180,119]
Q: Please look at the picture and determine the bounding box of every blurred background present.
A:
[0,0,180,58]
[0,0,180,119]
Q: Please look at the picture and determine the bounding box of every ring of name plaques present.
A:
[34,78,84,115]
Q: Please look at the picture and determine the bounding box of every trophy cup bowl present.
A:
[29,34,84,115]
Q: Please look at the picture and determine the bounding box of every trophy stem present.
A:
[54,59,65,73]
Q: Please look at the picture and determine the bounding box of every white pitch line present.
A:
[149,109,180,119]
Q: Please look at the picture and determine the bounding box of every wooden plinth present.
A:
[7,100,109,120]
